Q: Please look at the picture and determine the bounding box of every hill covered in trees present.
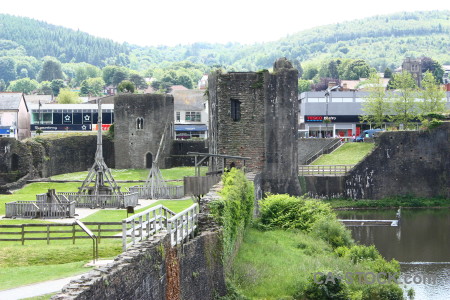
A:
[0,10,449,94]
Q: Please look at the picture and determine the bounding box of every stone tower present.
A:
[402,57,422,87]
[208,58,301,196]
[114,94,174,169]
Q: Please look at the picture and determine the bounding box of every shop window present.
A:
[230,99,241,121]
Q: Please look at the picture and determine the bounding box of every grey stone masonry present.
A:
[208,58,301,196]
[114,94,174,169]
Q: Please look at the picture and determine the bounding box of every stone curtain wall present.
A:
[262,60,301,196]
[114,94,174,169]
[345,123,450,199]
[0,136,114,192]
[0,137,34,189]
[168,140,209,167]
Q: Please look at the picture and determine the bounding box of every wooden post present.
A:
[21,224,25,245]
[47,224,50,245]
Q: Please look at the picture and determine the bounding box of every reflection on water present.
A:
[337,208,450,299]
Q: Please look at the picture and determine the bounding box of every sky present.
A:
[1,1,448,47]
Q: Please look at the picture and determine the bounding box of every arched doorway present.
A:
[145,152,153,169]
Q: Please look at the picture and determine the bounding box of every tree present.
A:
[298,79,312,93]
[417,71,446,120]
[129,72,147,89]
[421,57,444,84]
[83,77,105,96]
[51,79,65,97]
[302,65,318,80]
[0,57,17,83]
[117,80,135,93]
[360,73,391,128]
[38,81,53,94]
[56,88,81,104]
[328,60,339,79]
[342,59,373,80]
[177,74,193,89]
[6,78,39,94]
[383,68,392,78]
[38,58,64,82]
[390,71,418,128]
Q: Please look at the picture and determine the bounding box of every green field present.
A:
[312,142,375,165]
[0,167,198,290]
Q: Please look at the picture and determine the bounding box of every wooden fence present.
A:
[36,192,139,209]
[5,200,76,219]
[299,165,355,176]
[128,185,184,200]
[0,221,122,245]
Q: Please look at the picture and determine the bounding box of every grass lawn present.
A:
[0,261,94,291]
[312,142,375,165]
[0,166,200,290]
[80,199,195,222]
[231,228,370,299]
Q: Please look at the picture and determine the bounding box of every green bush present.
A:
[209,169,254,265]
[294,272,349,300]
[361,284,404,300]
[259,194,334,231]
[310,217,354,249]
[335,245,400,277]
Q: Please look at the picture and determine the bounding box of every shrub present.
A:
[310,217,354,249]
[259,194,334,231]
[209,169,254,265]
[294,272,349,300]
[361,283,404,300]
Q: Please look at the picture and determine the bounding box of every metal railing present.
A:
[167,203,198,247]
[121,204,176,251]
[299,164,355,176]
[304,139,344,165]
[128,185,184,199]
[5,200,76,219]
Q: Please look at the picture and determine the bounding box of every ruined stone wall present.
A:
[208,59,301,196]
[0,137,34,189]
[262,63,301,196]
[115,94,173,169]
[168,140,209,167]
[208,71,266,171]
[0,135,115,192]
[36,135,114,177]
[345,123,450,199]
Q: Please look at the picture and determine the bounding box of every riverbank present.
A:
[324,196,450,209]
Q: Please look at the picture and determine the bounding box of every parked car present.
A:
[355,129,384,142]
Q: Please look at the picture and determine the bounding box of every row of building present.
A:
[1,88,450,141]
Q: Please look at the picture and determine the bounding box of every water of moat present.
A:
[336,208,450,299]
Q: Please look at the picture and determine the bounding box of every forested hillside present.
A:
[0,10,449,95]
[0,14,128,66]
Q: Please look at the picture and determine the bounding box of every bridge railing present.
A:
[167,203,199,247]
[121,204,176,251]
[299,164,355,176]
